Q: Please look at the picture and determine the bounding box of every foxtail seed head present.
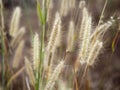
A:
[47,12,61,52]
[33,33,40,70]
[9,7,21,37]
[45,61,64,90]
[87,40,103,65]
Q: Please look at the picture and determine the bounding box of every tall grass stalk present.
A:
[36,0,49,89]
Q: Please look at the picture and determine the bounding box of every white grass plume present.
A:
[79,7,89,41]
[44,61,64,90]
[87,40,103,65]
[91,20,113,39]
[44,12,61,70]
[47,12,61,52]
[52,15,61,51]
[80,16,92,64]
[33,33,40,70]
[77,7,91,63]
[9,7,21,37]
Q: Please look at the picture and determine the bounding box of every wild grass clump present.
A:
[0,0,117,90]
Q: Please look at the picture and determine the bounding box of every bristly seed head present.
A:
[44,60,64,90]
[9,7,21,37]
[86,40,103,65]
[47,12,61,52]
[33,33,40,70]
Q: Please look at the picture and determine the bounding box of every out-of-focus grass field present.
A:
[0,0,120,90]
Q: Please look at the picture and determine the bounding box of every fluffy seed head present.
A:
[53,16,61,51]
[78,7,90,63]
[86,40,103,65]
[9,7,21,37]
[47,12,61,52]
[79,7,89,40]
[33,33,40,70]
[44,61,64,90]
[79,16,92,63]
[91,20,112,39]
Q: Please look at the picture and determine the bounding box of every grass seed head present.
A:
[47,12,61,52]
[9,7,21,37]
[45,61,64,90]
[33,33,40,70]
[44,12,61,71]
[87,40,103,65]
[91,20,113,39]
[78,7,91,64]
